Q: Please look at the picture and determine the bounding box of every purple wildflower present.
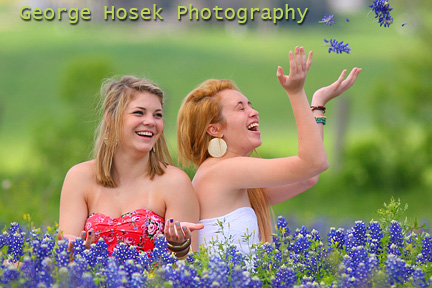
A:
[55,239,70,268]
[388,220,404,255]
[352,221,367,247]
[369,0,393,27]
[273,217,286,249]
[319,13,335,26]
[368,220,383,254]
[161,262,200,287]
[386,254,413,285]
[420,234,432,262]
[7,231,25,262]
[328,227,345,250]
[0,263,20,285]
[324,39,351,54]
[272,265,297,287]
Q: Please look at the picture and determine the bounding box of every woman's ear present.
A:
[206,124,222,138]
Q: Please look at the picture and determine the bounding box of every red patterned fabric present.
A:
[84,209,165,253]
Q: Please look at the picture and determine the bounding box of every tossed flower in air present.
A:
[369,0,393,27]
[323,39,351,54]
[319,13,335,26]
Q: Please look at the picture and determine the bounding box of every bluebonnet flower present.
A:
[112,242,140,265]
[339,246,377,288]
[295,226,309,238]
[8,222,22,234]
[87,238,109,267]
[136,251,153,271]
[420,234,432,262]
[369,0,393,27]
[200,255,230,287]
[38,258,54,287]
[81,272,98,288]
[0,262,20,285]
[345,18,350,22]
[71,236,86,259]
[327,227,345,250]
[368,220,383,255]
[19,256,38,287]
[345,232,358,251]
[32,234,56,270]
[130,272,146,287]
[411,267,429,288]
[386,254,413,285]
[323,39,351,54]
[55,239,70,268]
[388,220,404,255]
[292,233,311,254]
[162,262,200,287]
[248,275,263,288]
[351,221,367,247]
[7,231,25,262]
[276,216,290,236]
[402,22,407,27]
[273,216,290,249]
[66,255,89,286]
[255,242,283,274]
[319,13,335,26]
[272,265,297,287]
[225,244,246,267]
[104,257,125,287]
[0,231,7,250]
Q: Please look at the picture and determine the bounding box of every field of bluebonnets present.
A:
[1,0,432,286]
[1,198,432,287]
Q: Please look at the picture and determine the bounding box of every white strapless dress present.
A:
[198,207,260,255]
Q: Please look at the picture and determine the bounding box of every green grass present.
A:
[0,8,429,227]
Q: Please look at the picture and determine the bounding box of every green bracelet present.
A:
[315,116,327,125]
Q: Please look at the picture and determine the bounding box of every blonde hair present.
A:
[177,79,272,242]
[94,75,172,187]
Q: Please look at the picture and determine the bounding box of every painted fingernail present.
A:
[170,218,173,223]
[89,231,92,235]
[183,226,187,230]
[176,222,180,227]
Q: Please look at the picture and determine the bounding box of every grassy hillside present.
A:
[0,9,428,228]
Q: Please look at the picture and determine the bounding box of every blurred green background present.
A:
[1,0,431,230]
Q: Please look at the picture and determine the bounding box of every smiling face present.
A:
[119,91,164,155]
[215,89,262,156]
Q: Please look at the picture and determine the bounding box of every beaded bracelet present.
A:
[166,238,191,252]
[311,106,326,113]
[315,116,327,125]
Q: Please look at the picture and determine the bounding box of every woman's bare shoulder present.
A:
[161,164,192,184]
[64,160,96,184]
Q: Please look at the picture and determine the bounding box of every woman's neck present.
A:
[112,148,151,184]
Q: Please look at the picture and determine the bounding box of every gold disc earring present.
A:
[207,138,227,158]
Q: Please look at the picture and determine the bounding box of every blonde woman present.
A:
[177,47,361,254]
[59,75,203,258]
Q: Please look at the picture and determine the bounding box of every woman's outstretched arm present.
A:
[265,67,362,205]
[208,47,328,192]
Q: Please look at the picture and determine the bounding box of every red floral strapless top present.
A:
[84,209,165,253]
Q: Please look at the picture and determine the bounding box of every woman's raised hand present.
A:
[311,67,362,106]
[277,46,313,95]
